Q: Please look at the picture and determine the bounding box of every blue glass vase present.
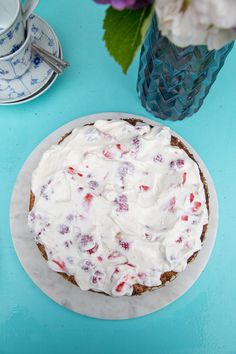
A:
[137,17,234,121]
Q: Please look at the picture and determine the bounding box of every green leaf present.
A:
[103,5,154,74]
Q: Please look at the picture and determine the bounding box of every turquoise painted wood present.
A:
[0,1,236,353]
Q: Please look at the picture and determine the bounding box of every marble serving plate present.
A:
[10,112,218,320]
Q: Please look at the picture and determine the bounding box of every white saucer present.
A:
[10,112,218,320]
[2,44,62,105]
[0,14,61,105]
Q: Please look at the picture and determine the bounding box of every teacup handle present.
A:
[22,0,40,25]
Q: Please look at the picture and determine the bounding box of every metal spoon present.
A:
[32,46,62,74]
[32,43,69,68]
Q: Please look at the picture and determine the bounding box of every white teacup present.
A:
[0,20,32,80]
[0,0,39,57]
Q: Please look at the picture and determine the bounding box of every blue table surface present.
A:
[1,1,236,353]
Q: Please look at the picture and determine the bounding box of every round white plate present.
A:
[10,112,218,320]
[0,14,60,105]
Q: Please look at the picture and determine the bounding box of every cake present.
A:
[28,119,209,296]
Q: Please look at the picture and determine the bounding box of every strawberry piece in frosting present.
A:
[103,149,113,159]
[108,251,122,260]
[67,166,83,177]
[192,201,202,212]
[190,193,195,203]
[52,259,66,270]
[67,166,75,174]
[84,193,93,210]
[78,234,95,251]
[115,281,126,293]
[87,243,99,254]
[181,215,189,221]
[139,185,150,191]
[124,262,135,267]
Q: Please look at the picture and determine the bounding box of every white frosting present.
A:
[28,120,208,296]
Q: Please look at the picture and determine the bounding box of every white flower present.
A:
[196,0,236,28]
[154,0,236,49]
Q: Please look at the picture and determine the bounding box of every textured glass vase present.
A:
[137,17,234,121]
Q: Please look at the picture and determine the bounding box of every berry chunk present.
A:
[170,159,184,169]
[108,251,122,260]
[103,150,113,159]
[84,193,94,211]
[81,260,95,272]
[52,259,65,270]
[153,153,163,163]
[64,240,73,248]
[118,165,129,178]
[175,236,183,243]
[181,215,189,221]
[118,162,134,180]
[133,136,140,147]
[124,262,135,267]
[139,185,150,191]
[115,281,126,293]
[190,193,195,203]
[66,214,74,221]
[87,243,99,254]
[168,196,176,212]
[78,234,95,251]
[192,201,202,212]
[89,180,98,189]
[85,193,93,203]
[58,224,69,235]
[119,240,130,250]
[67,166,75,174]
[91,270,104,284]
[176,159,184,168]
[182,172,187,185]
[115,194,129,212]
